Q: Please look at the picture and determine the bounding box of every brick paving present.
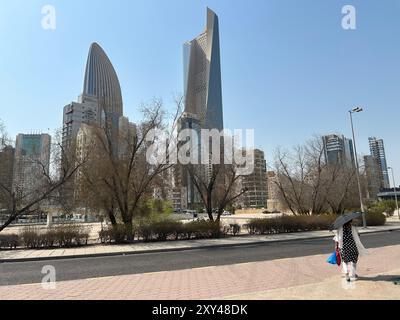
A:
[1,244,399,300]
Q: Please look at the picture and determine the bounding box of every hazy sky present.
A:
[0,0,399,183]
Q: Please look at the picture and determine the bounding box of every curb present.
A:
[1,227,399,264]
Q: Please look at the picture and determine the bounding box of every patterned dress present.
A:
[341,224,359,263]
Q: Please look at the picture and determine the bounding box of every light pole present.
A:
[388,167,400,219]
[349,107,367,228]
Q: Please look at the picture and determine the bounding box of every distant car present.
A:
[263,210,271,214]
[222,211,232,216]
[183,210,197,215]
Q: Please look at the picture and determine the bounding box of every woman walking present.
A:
[333,218,368,282]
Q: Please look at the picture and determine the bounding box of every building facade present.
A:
[368,137,390,189]
[13,134,51,201]
[240,149,267,208]
[177,8,225,209]
[63,42,123,155]
[62,94,103,148]
[0,145,15,209]
[83,42,123,147]
[322,134,354,167]
[364,155,381,200]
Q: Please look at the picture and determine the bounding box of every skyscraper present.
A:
[183,8,223,131]
[322,134,354,167]
[13,134,51,201]
[178,8,225,209]
[368,137,390,188]
[63,43,123,151]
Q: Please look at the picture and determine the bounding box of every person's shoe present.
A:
[350,277,357,282]
[345,275,351,282]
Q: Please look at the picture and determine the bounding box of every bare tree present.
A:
[187,161,247,222]
[76,99,181,239]
[273,136,362,215]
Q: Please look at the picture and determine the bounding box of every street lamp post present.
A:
[388,167,400,219]
[349,107,367,228]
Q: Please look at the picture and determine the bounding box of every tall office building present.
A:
[240,149,268,208]
[83,42,123,150]
[183,8,223,131]
[62,94,103,148]
[62,43,123,151]
[13,134,51,201]
[368,137,390,189]
[322,134,354,167]
[177,8,225,209]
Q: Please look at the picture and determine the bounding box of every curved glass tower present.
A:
[83,42,123,117]
[83,43,123,150]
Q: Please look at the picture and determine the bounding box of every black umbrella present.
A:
[330,212,363,231]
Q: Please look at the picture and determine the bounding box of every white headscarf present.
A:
[332,225,369,256]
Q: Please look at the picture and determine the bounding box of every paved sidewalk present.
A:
[1,223,400,262]
[0,245,399,300]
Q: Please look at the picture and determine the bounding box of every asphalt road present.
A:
[1,230,399,286]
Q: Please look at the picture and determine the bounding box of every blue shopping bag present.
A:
[327,251,337,265]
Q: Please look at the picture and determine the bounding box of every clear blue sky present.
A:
[1,0,399,183]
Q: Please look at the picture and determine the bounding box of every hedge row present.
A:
[0,234,19,249]
[244,215,336,235]
[244,213,386,235]
[99,220,241,244]
[0,224,90,249]
[0,213,387,249]
[357,212,387,226]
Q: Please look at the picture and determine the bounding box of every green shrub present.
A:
[229,223,241,236]
[136,219,184,242]
[354,212,386,226]
[20,224,90,249]
[183,220,222,239]
[0,234,20,249]
[99,224,129,244]
[21,227,41,249]
[244,215,337,235]
[133,219,225,242]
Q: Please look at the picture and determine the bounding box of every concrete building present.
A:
[322,134,354,167]
[0,145,15,209]
[240,149,267,208]
[118,116,137,158]
[369,137,390,189]
[62,94,103,148]
[364,155,382,200]
[267,171,286,212]
[12,134,51,201]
